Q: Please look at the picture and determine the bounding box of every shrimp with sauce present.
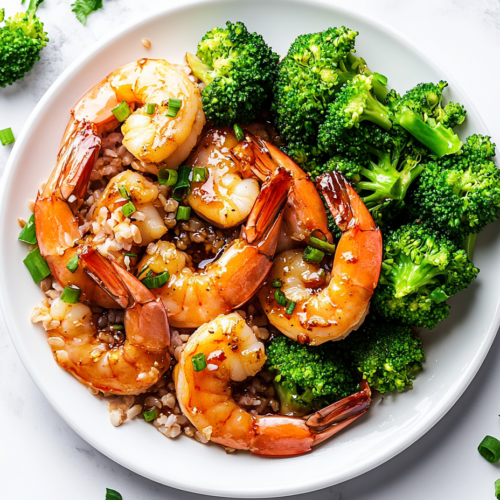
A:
[174,312,371,456]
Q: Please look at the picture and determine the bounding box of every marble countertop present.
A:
[2,0,500,498]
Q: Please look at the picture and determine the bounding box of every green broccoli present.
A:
[408,135,500,244]
[343,318,425,393]
[0,1,48,88]
[265,335,358,416]
[372,222,479,329]
[186,21,279,126]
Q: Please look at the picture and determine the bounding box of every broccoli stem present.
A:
[361,92,393,131]
[463,233,477,261]
[186,52,214,85]
[396,107,462,157]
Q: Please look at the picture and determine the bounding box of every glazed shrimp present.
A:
[258,171,382,346]
[174,312,371,456]
[185,127,260,228]
[34,247,170,395]
[69,58,205,167]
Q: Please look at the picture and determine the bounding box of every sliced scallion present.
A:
[274,289,287,307]
[18,213,37,244]
[172,166,192,201]
[272,278,282,288]
[309,236,336,255]
[158,168,178,186]
[234,123,244,142]
[192,352,207,372]
[121,201,136,217]
[125,253,137,258]
[166,98,182,118]
[176,206,191,221]
[23,248,51,283]
[105,489,123,500]
[143,408,158,422]
[145,103,156,115]
[61,285,82,304]
[112,324,124,331]
[0,127,15,146]
[141,271,170,289]
[302,246,325,264]
[66,254,79,273]
[478,436,500,463]
[137,264,150,280]
[118,185,130,200]
[192,166,208,183]
[111,101,131,122]
[286,301,296,315]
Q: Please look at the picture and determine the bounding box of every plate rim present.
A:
[0,0,497,497]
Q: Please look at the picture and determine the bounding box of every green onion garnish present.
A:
[495,478,500,499]
[121,201,136,217]
[374,72,388,86]
[125,253,137,258]
[112,324,124,331]
[18,213,37,244]
[192,166,208,183]
[176,206,191,221]
[478,436,500,463]
[302,246,325,264]
[309,236,336,255]
[118,185,130,200]
[145,103,156,115]
[286,301,296,315]
[158,168,178,186]
[272,278,282,288]
[105,489,123,500]
[137,264,150,280]
[66,254,79,273]
[274,289,287,307]
[143,408,158,422]
[166,98,182,118]
[0,127,15,146]
[61,285,82,304]
[172,166,192,201]
[234,123,244,142]
[111,101,131,122]
[141,271,170,289]
[192,352,207,372]
[430,287,449,304]
[23,248,51,283]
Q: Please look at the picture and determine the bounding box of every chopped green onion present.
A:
[18,214,37,244]
[137,264,150,280]
[121,201,136,217]
[192,352,207,372]
[166,98,182,118]
[172,165,192,201]
[0,127,15,146]
[286,301,296,315]
[118,185,130,200]
[193,166,208,183]
[478,436,500,463]
[430,287,449,303]
[274,289,287,307]
[158,168,178,186]
[141,271,170,289]
[495,478,500,499]
[309,236,336,255]
[112,324,124,331]
[111,101,131,122]
[176,206,191,220]
[272,278,282,288]
[105,489,123,500]
[61,285,82,304]
[143,408,158,422]
[374,72,388,86]
[23,248,51,283]
[234,123,244,142]
[125,253,137,258]
[302,246,325,264]
[66,254,79,273]
[145,103,156,115]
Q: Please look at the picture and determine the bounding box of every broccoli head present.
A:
[408,135,500,242]
[0,2,48,88]
[343,318,425,393]
[372,222,479,329]
[186,21,279,126]
[265,335,358,416]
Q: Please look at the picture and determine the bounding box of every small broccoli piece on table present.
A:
[343,318,425,393]
[408,134,500,244]
[186,21,279,126]
[265,335,358,416]
[0,2,48,88]
[372,222,479,329]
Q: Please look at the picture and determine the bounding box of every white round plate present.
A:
[1,0,499,497]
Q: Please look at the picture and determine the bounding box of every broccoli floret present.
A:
[372,222,479,329]
[265,335,358,416]
[186,21,279,126]
[388,81,465,158]
[408,135,500,242]
[0,2,48,88]
[343,318,425,393]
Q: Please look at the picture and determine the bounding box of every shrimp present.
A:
[174,312,371,456]
[37,247,170,395]
[141,168,291,328]
[258,171,382,346]
[185,127,260,228]
[69,58,205,167]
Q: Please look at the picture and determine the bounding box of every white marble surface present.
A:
[2,0,500,498]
